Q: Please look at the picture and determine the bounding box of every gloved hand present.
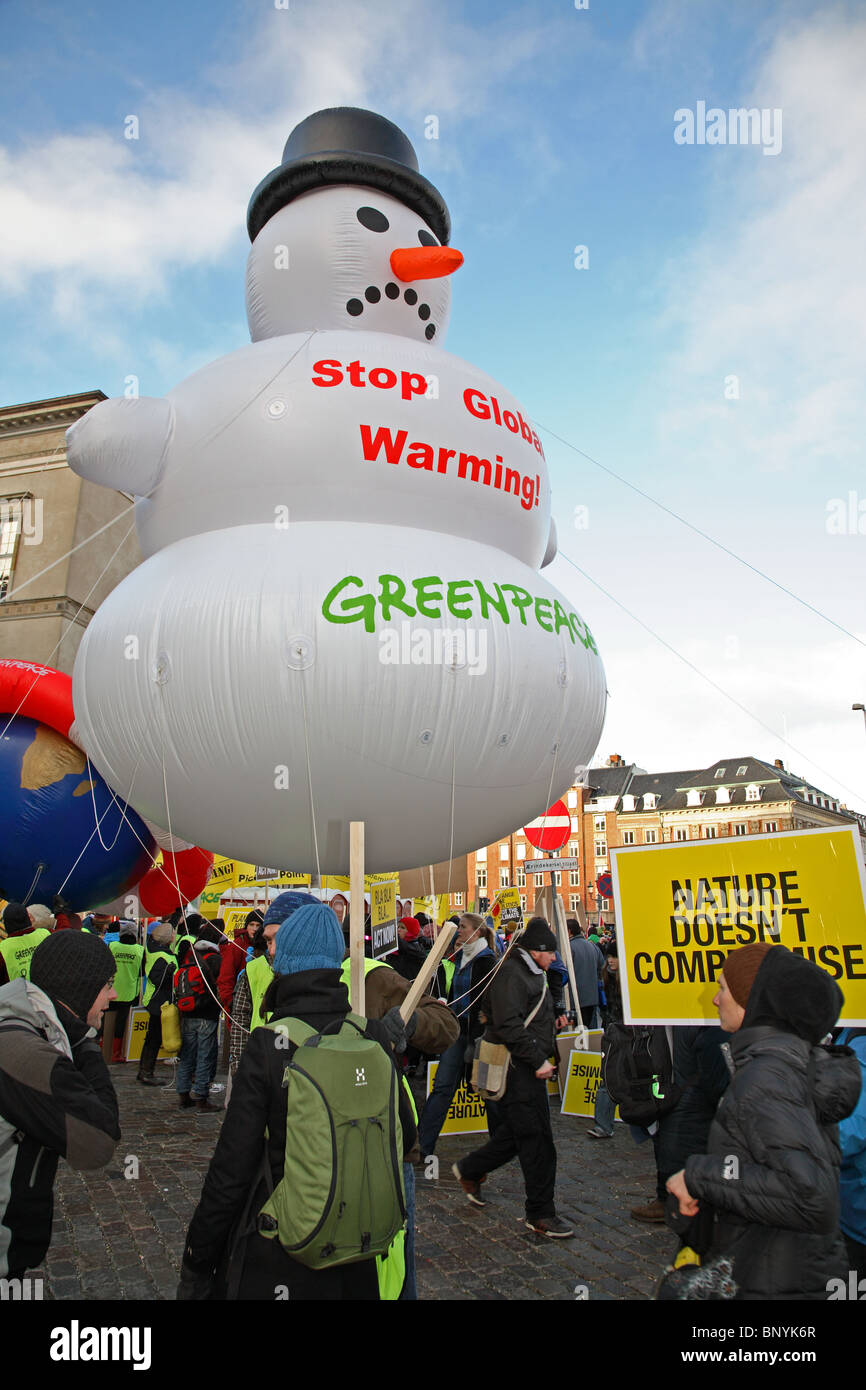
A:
[380,1006,418,1054]
[177,1259,215,1301]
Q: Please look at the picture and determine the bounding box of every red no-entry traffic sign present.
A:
[523,800,571,853]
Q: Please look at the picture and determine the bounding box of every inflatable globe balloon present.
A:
[66,107,607,873]
[0,713,153,911]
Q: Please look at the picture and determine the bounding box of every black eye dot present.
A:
[364,286,381,303]
[418,229,438,247]
[385,282,400,299]
[346,298,364,316]
[404,288,418,305]
[356,207,389,233]
[425,324,436,340]
[418,304,430,320]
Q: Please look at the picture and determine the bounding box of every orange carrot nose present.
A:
[390,245,464,282]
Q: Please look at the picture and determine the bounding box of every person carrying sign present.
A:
[418,914,497,1160]
[666,943,861,1298]
[453,919,573,1238]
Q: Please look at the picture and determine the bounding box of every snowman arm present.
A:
[66,396,174,498]
[541,517,558,568]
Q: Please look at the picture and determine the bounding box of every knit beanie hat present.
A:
[150,921,174,946]
[400,916,421,940]
[272,903,345,975]
[262,890,319,927]
[3,903,31,935]
[29,931,116,1020]
[722,943,775,1005]
[520,919,558,952]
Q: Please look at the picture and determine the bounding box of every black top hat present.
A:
[247,107,450,245]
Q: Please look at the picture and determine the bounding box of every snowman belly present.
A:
[136,332,551,569]
[72,521,605,872]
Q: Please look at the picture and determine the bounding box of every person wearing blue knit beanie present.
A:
[272,903,345,975]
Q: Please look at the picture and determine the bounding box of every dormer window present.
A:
[715,787,731,804]
[686,789,703,807]
[642,793,658,810]
[736,765,748,776]
[714,767,726,778]
[745,784,762,802]
[621,794,636,812]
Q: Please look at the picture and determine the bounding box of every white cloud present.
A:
[0,0,559,315]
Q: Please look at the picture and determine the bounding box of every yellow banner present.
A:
[426,1062,488,1135]
[323,873,400,893]
[410,893,451,923]
[561,1050,618,1118]
[612,826,866,1024]
[489,885,522,928]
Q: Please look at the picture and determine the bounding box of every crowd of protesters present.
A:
[0,892,863,1301]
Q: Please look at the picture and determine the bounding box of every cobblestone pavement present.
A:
[39,1060,672,1302]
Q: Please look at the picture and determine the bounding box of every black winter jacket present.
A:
[182,969,416,1300]
[481,948,555,1072]
[685,1025,860,1299]
[0,980,120,1276]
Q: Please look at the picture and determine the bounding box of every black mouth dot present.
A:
[425,324,436,339]
[364,286,381,303]
[385,282,400,299]
[418,304,430,320]
[404,288,418,305]
[346,298,364,316]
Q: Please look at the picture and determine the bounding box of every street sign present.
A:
[596,871,612,899]
[523,800,571,853]
[525,857,579,874]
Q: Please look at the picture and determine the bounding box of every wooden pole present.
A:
[399,921,458,1023]
[349,821,365,1015]
[538,873,588,1052]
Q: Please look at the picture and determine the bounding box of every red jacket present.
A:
[217,935,252,1013]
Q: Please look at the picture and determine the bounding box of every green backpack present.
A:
[257,1014,405,1270]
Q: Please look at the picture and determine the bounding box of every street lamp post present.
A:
[853,703,866,733]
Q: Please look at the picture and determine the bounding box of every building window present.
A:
[675,828,688,841]
[621,794,635,811]
[498,843,508,861]
[715,787,731,804]
[569,869,580,886]
[554,871,562,886]
[745,785,761,802]
[765,821,778,833]
[476,845,487,861]
[569,895,580,912]
[736,765,747,776]
[645,829,658,844]
[569,841,579,858]
[686,789,703,807]
[734,824,748,836]
[571,815,581,832]
[535,873,544,887]
[594,815,606,832]
[704,826,717,839]
[476,868,487,889]
[714,767,726,778]
[600,898,609,911]
[622,830,635,846]
[520,895,526,912]
[594,840,607,858]
[516,867,526,887]
[453,892,464,907]
[499,869,509,888]
[516,842,525,860]
[643,793,657,810]
[0,497,26,601]
[568,790,577,808]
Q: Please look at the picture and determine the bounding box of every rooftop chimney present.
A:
[608,753,622,766]
[774,759,785,770]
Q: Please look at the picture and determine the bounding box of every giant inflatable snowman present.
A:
[68,108,606,872]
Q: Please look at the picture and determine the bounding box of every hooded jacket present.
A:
[684,947,861,1300]
[0,978,120,1276]
[182,969,417,1300]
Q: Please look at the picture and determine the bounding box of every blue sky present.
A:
[2,0,865,809]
